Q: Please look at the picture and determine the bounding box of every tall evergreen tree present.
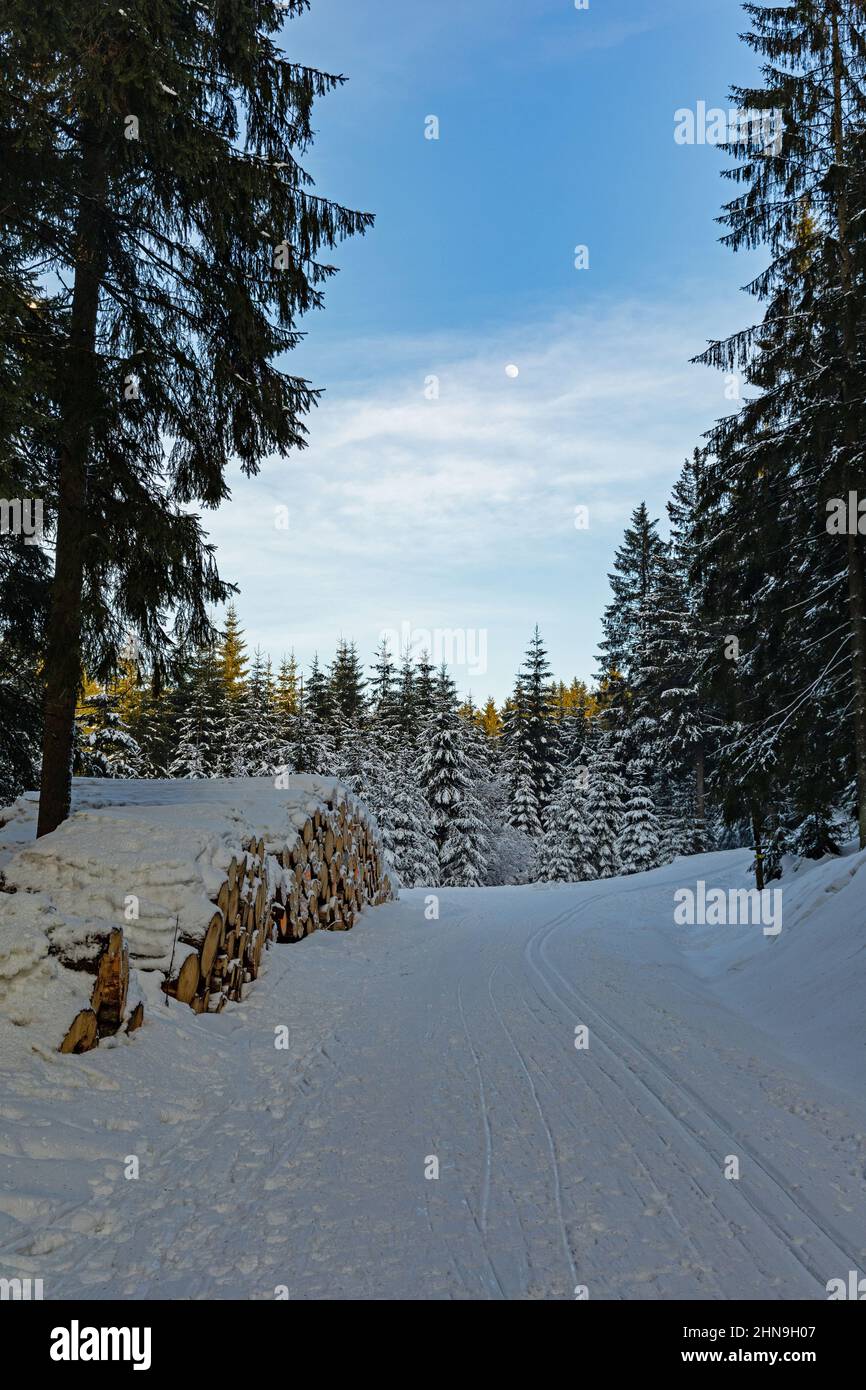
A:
[369,638,399,728]
[1,3,372,834]
[694,0,866,849]
[217,604,249,705]
[329,640,367,727]
[388,755,438,887]
[420,707,486,883]
[305,654,333,727]
[169,644,227,779]
[519,627,558,818]
[617,772,662,876]
[596,503,666,694]
[501,680,542,837]
[413,649,437,729]
[582,737,626,880]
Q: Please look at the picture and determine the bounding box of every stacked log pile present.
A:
[162,796,392,1016]
[60,927,144,1054]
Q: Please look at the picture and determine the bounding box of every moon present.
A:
[505,364,519,379]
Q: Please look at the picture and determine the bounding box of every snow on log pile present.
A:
[0,777,393,1055]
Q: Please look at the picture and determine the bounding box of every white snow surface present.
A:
[0,777,378,1052]
[0,828,864,1300]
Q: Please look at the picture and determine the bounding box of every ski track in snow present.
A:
[1,851,865,1301]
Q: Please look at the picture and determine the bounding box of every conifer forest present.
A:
[1,0,866,1336]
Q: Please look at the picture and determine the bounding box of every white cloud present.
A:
[202,293,740,698]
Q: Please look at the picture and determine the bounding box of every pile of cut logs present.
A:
[60,928,144,1054]
[161,797,392,1017]
[58,796,391,1051]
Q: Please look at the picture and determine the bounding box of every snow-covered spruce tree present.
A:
[616,774,662,875]
[127,683,175,778]
[656,810,681,867]
[502,681,543,836]
[518,628,558,819]
[582,737,626,879]
[287,675,323,775]
[434,661,460,715]
[441,786,487,888]
[77,689,144,778]
[337,723,393,840]
[663,451,714,827]
[537,789,577,882]
[229,648,283,776]
[329,640,368,732]
[510,764,543,839]
[694,0,866,851]
[557,767,596,881]
[305,655,334,728]
[1,3,371,835]
[595,503,667,740]
[420,707,487,885]
[412,649,438,732]
[369,639,399,729]
[169,645,228,779]
[394,647,420,744]
[388,754,438,887]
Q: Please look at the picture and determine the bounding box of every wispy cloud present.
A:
[203,293,739,698]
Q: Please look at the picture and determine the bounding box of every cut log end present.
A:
[60,1008,98,1054]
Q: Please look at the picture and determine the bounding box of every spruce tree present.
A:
[519,627,557,818]
[74,687,143,778]
[305,655,333,727]
[502,681,543,837]
[694,0,866,848]
[420,707,486,883]
[1,3,372,834]
[582,737,626,879]
[394,647,419,743]
[556,767,596,880]
[434,661,459,714]
[389,763,439,887]
[369,639,398,727]
[413,649,437,729]
[217,605,249,706]
[537,788,577,883]
[597,503,666,693]
[617,774,662,875]
[329,640,367,727]
[169,644,227,778]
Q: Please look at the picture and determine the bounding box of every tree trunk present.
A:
[751,810,765,892]
[36,130,108,838]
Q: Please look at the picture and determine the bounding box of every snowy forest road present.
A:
[3,854,866,1301]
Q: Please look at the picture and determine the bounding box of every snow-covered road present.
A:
[2,851,865,1300]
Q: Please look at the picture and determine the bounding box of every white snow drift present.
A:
[0,788,864,1300]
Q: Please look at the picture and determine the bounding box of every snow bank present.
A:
[676,844,866,1093]
[0,776,381,1055]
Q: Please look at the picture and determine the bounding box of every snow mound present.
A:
[676,844,866,1093]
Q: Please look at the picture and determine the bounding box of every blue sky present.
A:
[204,0,764,702]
